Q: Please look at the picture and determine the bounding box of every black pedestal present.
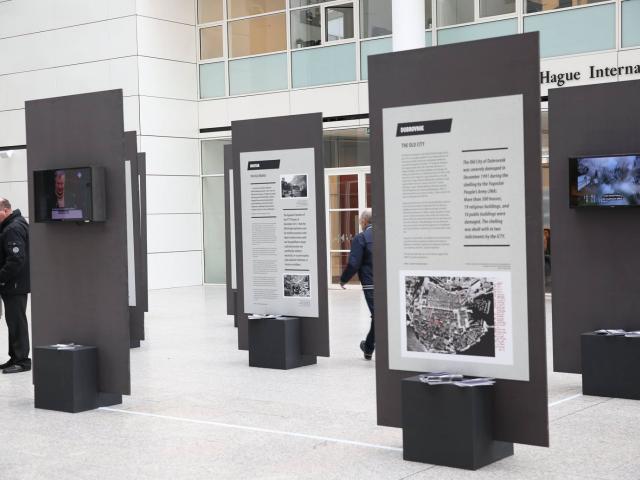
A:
[34,346,99,413]
[401,376,513,470]
[582,333,640,400]
[248,316,317,369]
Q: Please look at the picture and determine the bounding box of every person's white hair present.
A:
[360,208,372,226]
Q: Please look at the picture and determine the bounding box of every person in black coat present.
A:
[340,209,375,360]
[0,198,31,373]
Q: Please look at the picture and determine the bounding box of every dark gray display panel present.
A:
[232,114,329,357]
[125,132,144,347]
[26,89,131,395]
[224,144,238,317]
[550,80,640,373]
[137,152,149,316]
[368,33,548,447]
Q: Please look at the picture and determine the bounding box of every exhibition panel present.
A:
[137,152,150,315]
[368,33,549,447]
[26,89,132,395]
[224,144,238,319]
[125,132,145,348]
[232,113,330,358]
[549,80,640,374]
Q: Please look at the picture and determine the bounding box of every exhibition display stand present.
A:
[231,113,330,367]
[402,376,513,469]
[581,333,640,400]
[248,316,317,369]
[34,346,98,413]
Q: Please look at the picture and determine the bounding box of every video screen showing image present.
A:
[570,155,640,207]
[33,168,93,222]
[283,273,311,298]
[405,275,495,357]
[281,174,308,198]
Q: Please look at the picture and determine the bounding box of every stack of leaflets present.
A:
[50,343,81,350]
[593,329,627,336]
[418,372,496,388]
[453,377,496,387]
[418,372,463,385]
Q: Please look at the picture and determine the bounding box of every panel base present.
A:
[248,316,317,370]
[402,376,513,470]
[581,333,640,400]
[34,346,98,413]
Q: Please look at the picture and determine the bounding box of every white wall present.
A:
[0,0,202,290]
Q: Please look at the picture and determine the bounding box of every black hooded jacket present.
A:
[0,209,30,295]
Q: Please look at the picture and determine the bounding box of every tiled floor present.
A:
[0,286,638,479]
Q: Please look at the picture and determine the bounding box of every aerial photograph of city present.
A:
[405,275,496,357]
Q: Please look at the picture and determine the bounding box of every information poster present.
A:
[383,95,530,381]
[240,148,319,318]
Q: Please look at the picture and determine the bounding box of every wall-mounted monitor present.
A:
[33,167,106,222]
[569,154,640,208]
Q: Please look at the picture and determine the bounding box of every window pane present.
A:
[360,0,391,38]
[202,139,230,175]
[203,176,226,283]
[323,129,370,168]
[366,173,371,208]
[525,0,607,13]
[331,252,359,284]
[291,0,330,7]
[229,53,288,95]
[199,62,226,99]
[200,26,223,59]
[198,0,223,23]
[437,18,517,45]
[437,0,474,26]
[329,174,358,209]
[291,7,321,48]
[524,3,615,57]
[480,0,515,17]
[622,0,640,48]
[360,36,392,80]
[326,4,354,42]
[228,13,286,57]
[329,210,359,250]
[292,43,356,87]
[425,0,433,29]
[227,0,285,18]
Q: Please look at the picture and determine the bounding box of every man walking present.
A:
[340,209,374,360]
[0,198,31,374]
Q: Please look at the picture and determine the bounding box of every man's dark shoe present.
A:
[0,360,14,370]
[360,341,373,360]
[2,364,31,374]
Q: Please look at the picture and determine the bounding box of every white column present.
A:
[392,0,426,52]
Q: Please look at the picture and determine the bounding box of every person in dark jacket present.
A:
[0,198,31,373]
[340,209,374,360]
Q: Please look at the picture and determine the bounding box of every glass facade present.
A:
[198,0,634,98]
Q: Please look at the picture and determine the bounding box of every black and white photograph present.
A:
[283,273,311,297]
[281,174,308,198]
[405,275,495,357]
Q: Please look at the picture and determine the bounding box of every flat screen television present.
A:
[569,154,640,208]
[33,167,106,222]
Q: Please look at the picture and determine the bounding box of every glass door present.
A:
[325,166,371,287]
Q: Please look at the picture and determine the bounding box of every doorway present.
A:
[325,166,371,287]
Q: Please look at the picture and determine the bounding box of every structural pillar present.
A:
[392,0,426,52]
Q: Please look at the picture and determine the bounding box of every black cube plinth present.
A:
[34,346,99,413]
[582,333,640,400]
[402,376,513,470]
[248,316,317,369]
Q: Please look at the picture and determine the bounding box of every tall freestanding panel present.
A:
[26,90,132,395]
[368,33,548,447]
